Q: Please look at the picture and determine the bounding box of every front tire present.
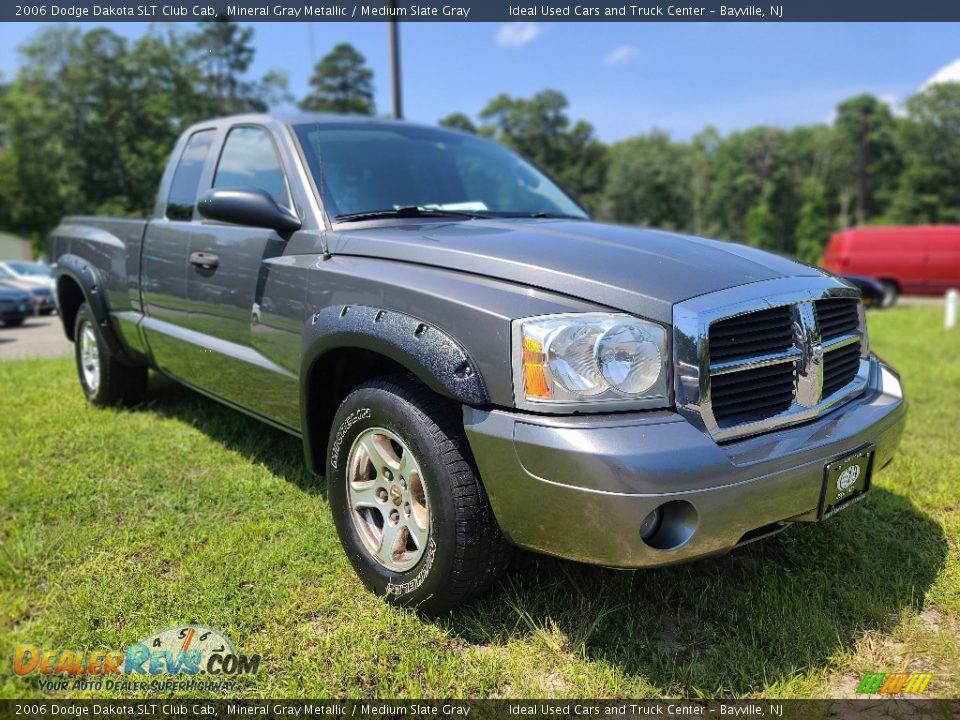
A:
[327,376,512,614]
[74,302,147,407]
[879,280,899,308]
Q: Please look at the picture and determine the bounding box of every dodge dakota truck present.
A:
[50,114,907,613]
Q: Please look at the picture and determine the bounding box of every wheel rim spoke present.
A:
[397,451,417,480]
[348,479,381,509]
[79,323,100,392]
[376,519,407,566]
[405,515,428,551]
[360,433,395,473]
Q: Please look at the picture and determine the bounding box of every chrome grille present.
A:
[709,305,793,361]
[816,298,862,397]
[711,363,794,422]
[673,278,871,442]
[816,298,859,338]
[823,342,861,396]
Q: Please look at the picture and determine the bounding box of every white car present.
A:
[0,261,56,291]
[0,265,55,315]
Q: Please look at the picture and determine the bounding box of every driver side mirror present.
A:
[197,187,301,233]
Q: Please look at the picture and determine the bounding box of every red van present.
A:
[823,225,960,304]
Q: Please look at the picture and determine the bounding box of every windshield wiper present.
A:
[527,211,588,219]
[334,206,487,223]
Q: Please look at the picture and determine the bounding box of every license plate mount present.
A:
[819,446,874,519]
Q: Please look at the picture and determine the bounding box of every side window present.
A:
[166,129,215,221]
[214,127,290,207]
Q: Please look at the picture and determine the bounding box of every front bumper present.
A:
[464,357,906,568]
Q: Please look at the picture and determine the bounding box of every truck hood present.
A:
[327,219,827,323]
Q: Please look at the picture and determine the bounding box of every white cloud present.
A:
[921,58,960,90]
[496,23,541,47]
[878,93,907,118]
[604,45,637,66]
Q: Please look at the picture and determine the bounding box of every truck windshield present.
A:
[293,122,589,222]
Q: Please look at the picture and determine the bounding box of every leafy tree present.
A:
[438,112,477,134]
[833,94,900,226]
[192,16,286,115]
[603,131,691,230]
[689,127,720,236]
[300,43,375,115]
[743,189,778,250]
[795,177,835,264]
[476,89,607,209]
[891,83,960,223]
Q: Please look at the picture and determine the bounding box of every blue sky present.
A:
[1,21,958,141]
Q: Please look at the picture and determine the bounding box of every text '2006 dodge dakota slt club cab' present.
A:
[50,114,907,613]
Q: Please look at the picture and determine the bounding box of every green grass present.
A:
[1,306,958,699]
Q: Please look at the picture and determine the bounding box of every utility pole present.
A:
[388,4,403,119]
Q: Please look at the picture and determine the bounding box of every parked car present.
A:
[823,225,960,306]
[839,274,887,309]
[0,260,56,291]
[0,282,34,327]
[49,115,907,613]
[0,266,55,315]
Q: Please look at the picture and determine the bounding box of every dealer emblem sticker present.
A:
[837,464,861,491]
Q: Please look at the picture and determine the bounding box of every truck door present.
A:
[183,125,303,430]
[141,127,217,381]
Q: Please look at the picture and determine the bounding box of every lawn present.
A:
[1,305,957,699]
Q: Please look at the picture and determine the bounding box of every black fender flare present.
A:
[300,305,490,470]
[301,304,489,406]
[55,254,130,360]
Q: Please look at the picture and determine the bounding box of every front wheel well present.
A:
[303,348,409,475]
[56,275,85,341]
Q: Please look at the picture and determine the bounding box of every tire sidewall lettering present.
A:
[329,407,371,471]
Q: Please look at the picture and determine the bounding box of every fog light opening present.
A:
[640,500,698,551]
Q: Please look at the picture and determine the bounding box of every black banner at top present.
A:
[2,700,960,720]
[5,0,960,22]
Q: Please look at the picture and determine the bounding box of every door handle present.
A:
[189,251,219,270]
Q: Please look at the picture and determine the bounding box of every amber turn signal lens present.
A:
[522,336,551,399]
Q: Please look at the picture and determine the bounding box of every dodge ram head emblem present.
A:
[837,465,861,491]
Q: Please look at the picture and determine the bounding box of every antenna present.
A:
[388,6,403,119]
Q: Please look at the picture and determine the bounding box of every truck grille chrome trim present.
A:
[673,277,870,442]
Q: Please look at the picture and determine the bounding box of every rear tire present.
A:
[74,302,147,407]
[879,280,899,308]
[327,375,512,614]
[5,318,24,327]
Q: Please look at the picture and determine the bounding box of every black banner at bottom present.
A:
[2,700,960,720]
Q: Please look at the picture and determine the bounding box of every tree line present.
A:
[1,20,958,264]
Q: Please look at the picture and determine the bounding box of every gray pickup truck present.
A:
[50,114,907,613]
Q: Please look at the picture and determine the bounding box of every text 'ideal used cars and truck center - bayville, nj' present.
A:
[507,5,775,17]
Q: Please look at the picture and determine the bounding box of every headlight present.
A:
[513,313,670,411]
